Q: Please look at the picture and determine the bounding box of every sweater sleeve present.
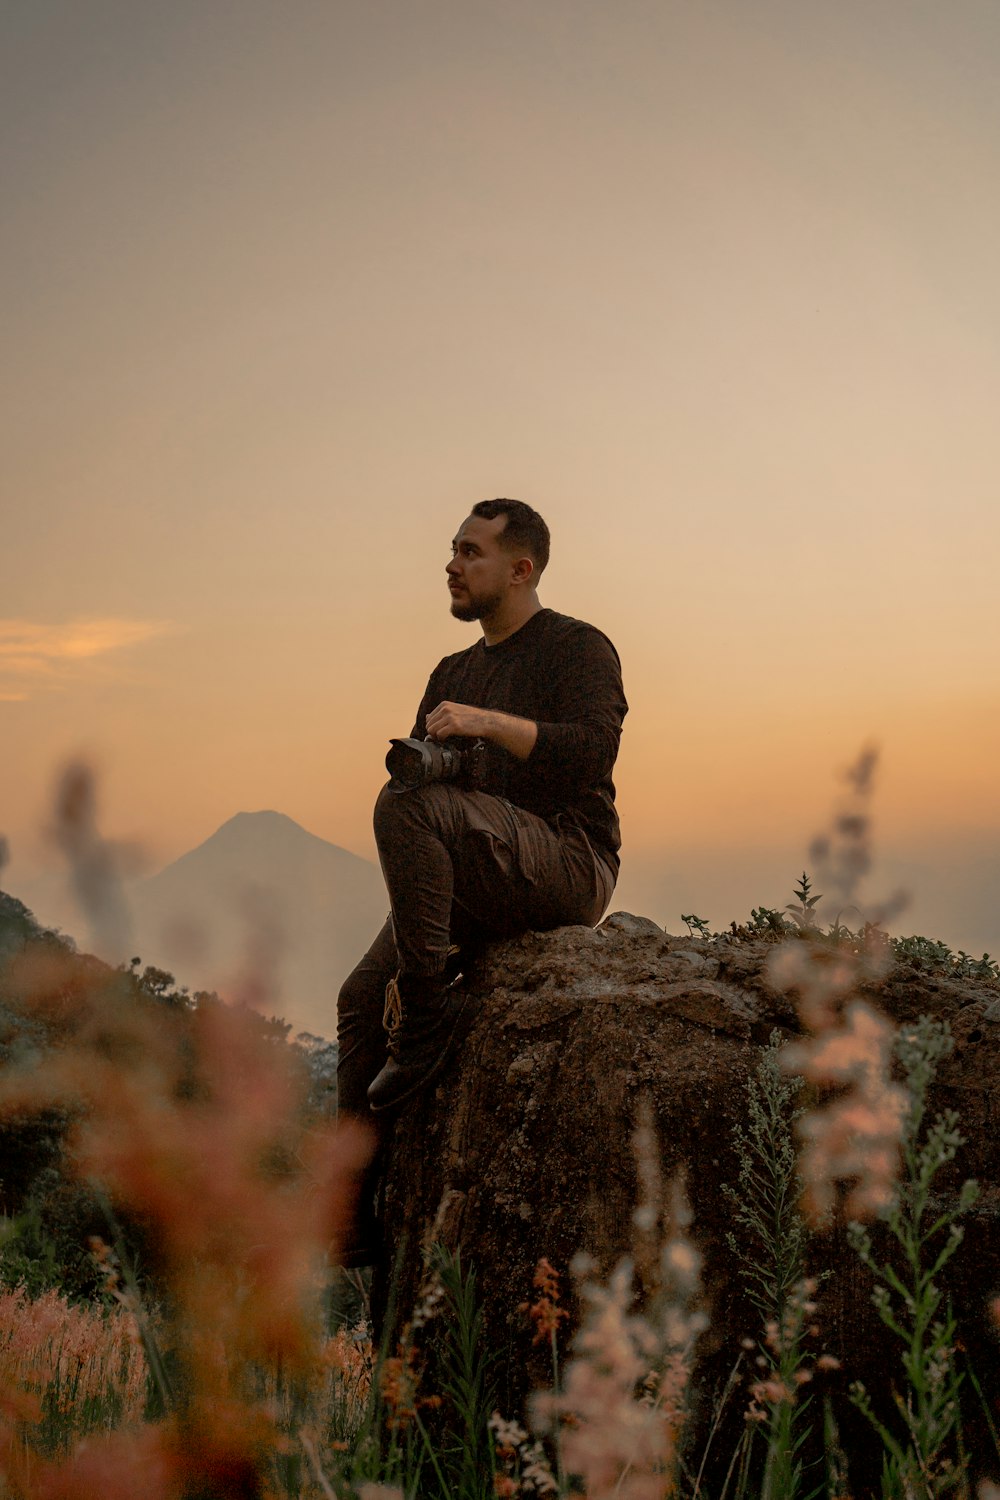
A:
[527,626,626,786]
[410,664,443,739]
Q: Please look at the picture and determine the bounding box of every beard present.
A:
[449,587,503,623]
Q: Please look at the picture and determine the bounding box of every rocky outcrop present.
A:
[373,913,1000,1469]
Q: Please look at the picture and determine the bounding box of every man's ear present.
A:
[510,556,534,585]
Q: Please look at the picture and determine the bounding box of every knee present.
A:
[372,782,404,840]
[373,780,455,844]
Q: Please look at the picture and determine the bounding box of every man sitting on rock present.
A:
[336,498,627,1259]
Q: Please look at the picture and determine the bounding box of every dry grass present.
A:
[0,1284,145,1434]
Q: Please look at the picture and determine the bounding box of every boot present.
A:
[366,971,469,1113]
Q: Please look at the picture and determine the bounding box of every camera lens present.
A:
[386,738,433,787]
[385,737,462,787]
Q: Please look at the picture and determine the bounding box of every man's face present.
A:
[445,513,517,622]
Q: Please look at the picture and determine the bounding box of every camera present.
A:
[385,736,487,791]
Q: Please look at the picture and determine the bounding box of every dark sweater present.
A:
[411,608,627,869]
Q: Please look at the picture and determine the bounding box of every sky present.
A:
[2,0,999,958]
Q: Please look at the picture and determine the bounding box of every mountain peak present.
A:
[147,810,378,884]
[220,810,302,832]
[196,810,352,861]
[202,810,305,852]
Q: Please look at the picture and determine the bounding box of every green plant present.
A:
[427,1246,499,1498]
[847,1016,980,1500]
[892,936,999,982]
[681,914,712,939]
[339,1248,500,1500]
[724,1035,819,1500]
[725,1035,810,1328]
[749,907,791,937]
[0,1197,62,1298]
[785,873,822,932]
[0,1174,114,1304]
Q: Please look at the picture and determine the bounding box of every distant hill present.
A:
[130,811,387,1038]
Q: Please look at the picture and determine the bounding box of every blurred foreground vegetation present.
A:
[0,882,997,1498]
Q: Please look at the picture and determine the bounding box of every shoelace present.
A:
[382,974,403,1039]
[381,946,463,1044]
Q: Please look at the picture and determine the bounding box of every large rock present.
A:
[373,914,1000,1470]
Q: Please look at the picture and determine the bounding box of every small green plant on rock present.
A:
[785,873,822,933]
[891,936,1000,982]
[749,906,791,938]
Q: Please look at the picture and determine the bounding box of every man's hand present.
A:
[425,701,538,761]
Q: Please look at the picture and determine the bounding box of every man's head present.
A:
[446,498,550,627]
[470,499,550,576]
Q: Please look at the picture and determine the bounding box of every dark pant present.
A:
[337,782,615,1119]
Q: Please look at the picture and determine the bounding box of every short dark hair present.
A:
[471,498,550,577]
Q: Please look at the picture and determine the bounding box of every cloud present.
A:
[0,617,175,698]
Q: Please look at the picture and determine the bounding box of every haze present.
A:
[3,1,999,975]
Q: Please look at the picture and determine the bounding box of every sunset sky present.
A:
[3,1,999,959]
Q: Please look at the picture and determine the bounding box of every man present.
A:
[336,498,626,1256]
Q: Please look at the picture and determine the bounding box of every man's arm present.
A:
[410,666,537,758]
[526,625,625,786]
[424,702,538,760]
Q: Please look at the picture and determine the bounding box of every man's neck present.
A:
[481,594,542,647]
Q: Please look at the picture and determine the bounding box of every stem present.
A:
[550,1322,565,1494]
